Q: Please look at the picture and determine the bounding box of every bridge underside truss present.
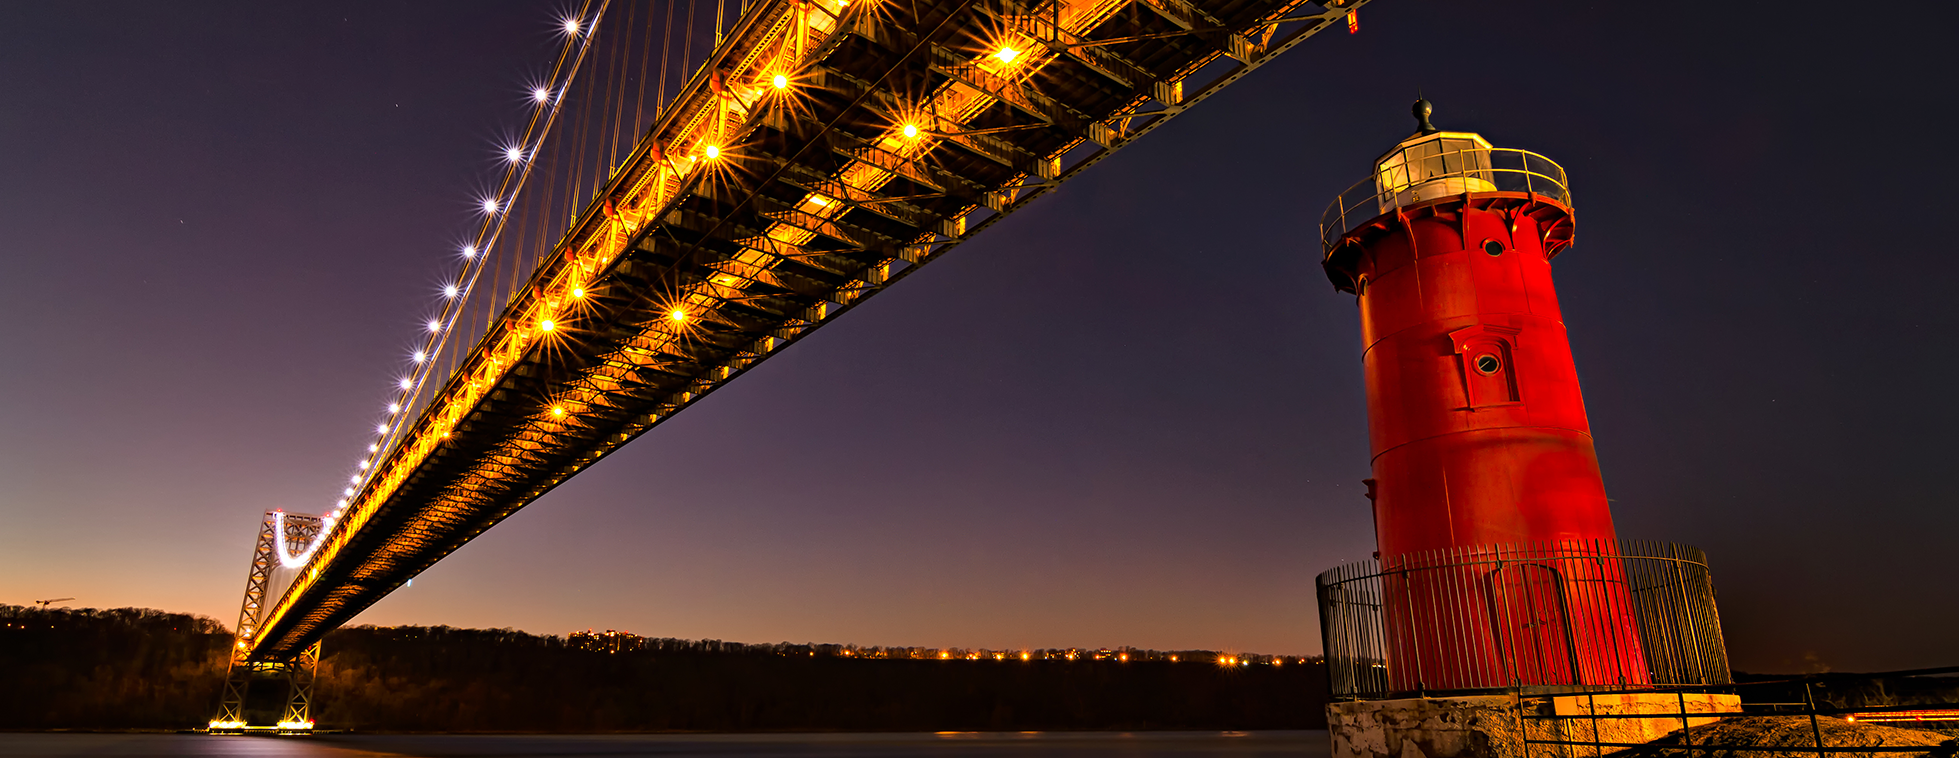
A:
[249,0,1369,661]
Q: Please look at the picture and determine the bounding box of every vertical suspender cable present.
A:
[681,0,697,94]
[635,0,655,138]
[657,0,675,116]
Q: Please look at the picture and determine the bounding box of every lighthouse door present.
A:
[1486,562,1580,686]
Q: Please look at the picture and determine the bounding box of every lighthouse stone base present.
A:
[1328,693,1743,758]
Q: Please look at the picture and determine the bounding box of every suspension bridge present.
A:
[214,0,1371,730]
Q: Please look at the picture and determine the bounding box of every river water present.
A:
[0,731,1332,757]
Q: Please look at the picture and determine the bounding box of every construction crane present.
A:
[32,597,74,608]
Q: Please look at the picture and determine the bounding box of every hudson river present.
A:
[0,731,1331,757]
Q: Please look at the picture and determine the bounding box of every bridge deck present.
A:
[248,0,1367,660]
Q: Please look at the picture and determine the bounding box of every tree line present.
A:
[1,605,1330,732]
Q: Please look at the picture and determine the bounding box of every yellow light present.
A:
[552,406,565,417]
[772,74,789,89]
[667,308,687,323]
[572,287,585,298]
[809,195,830,207]
[540,319,556,332]
[704,145,720,159]
[993,46,1021,64]
[1020,652,1030,661]
[902,124,919,138]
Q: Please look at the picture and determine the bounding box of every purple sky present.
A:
[2,1,1954,673]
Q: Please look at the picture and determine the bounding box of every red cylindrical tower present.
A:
[1320,101,1644,691]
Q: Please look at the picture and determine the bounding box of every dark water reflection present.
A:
[0,731,1332,758]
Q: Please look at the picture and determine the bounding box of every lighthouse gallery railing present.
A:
[1319,147,1572,253]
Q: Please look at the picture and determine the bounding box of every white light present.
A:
[462,245,477,259]
[903,124,919,138]
[272,509,329,571]
[772,74,789,89]
[704,145,720,159]
[532,87,551,103]
[358,460,370,470]
[563,17,581,35]
[426,319,442,334]
[349,474,361,484]
[337,499,348,507]
[368,443,379,453]
[443,284,459,298]
[398,377,413,390]
[388,403,402,413]
[505,146,525,163]
[482,198,500,214]
[412,350,427,363]
[344,487,355,496]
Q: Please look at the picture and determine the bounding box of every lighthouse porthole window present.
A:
[1483,239,1505,257]
[1474,353,1502,375]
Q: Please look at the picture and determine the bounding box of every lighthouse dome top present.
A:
[1320,100,1574,254]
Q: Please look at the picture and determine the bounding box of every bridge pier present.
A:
[211,642,319,733]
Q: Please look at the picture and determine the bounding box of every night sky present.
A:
[2,1,1954,674]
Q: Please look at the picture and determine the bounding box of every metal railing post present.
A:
[1805,681,1827,758]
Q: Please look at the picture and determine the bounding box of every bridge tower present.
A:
[210,511,322,734]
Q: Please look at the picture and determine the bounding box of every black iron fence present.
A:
[1316,540,1731,700]
[1516,667,1959,758]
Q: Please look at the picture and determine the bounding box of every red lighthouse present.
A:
[1319,101,1644,691]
